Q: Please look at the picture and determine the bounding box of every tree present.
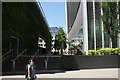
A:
[54,27,67,54]
[101,2,120,48]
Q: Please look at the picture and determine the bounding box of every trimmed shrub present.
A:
[89,48,120,55]
[74,48,120,55]
[88,50,96,55]
[98,48,112,55]
[81,51,86,55]
[111,48,120,55]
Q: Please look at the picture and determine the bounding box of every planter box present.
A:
[60,55,120,70]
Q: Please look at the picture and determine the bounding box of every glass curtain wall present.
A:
[95,2,102,49]
[87,2,94,50]
[87,2,103,50]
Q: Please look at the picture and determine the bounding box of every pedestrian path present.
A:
[38,68,118,78]
[1,68,119,78]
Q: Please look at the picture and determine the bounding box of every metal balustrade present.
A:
[30,49,40,60]
[2,49,13,62]
[45,53,51,70]
[11,49,27,70]
[9,49,61,71]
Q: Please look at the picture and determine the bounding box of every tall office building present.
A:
[66,1,120,54]
[50,27,59,52]
[2,2,51,55]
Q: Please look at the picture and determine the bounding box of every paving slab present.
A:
[1,68,119,78]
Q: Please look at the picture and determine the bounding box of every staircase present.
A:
[2,55,64,75]
[15,56,62,70]
[2,56,16,71]
[47,57,62,70]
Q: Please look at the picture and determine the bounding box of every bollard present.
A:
[45,60,47,70]
[12,60,15,71]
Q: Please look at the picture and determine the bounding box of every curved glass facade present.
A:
[67,1,119,53]
[69,25,83,54]
[67,2,80,32]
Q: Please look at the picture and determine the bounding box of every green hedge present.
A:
[88,48,120,55]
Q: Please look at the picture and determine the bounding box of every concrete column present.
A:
[65,0,69,54]
[117,1,120,48]
[93,0,96,51]
[101,2,104,48]
[82,0,88,54]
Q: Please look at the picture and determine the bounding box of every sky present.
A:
[41,2,66,32]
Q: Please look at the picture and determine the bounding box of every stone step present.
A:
[2,56,63,71]
[2,70,65,75]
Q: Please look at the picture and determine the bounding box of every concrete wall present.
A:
[60,55,120,70]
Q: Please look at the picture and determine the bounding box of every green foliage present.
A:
[72,48,120,55]
[88,48,120,55]
[101,2,120,48]
[88,50,96,55]
[54,27,67,54]
[97,48,112,55]
[111,48,120,55]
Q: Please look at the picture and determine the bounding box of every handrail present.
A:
[31,49,39,60]
[45,53,51,62]
[12,49,27,61]
[2,49,13,61]
[2,49,13,58]
[45,52,51,70]
[11,49,27,71]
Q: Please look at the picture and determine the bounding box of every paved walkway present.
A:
[1,68,119,78]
